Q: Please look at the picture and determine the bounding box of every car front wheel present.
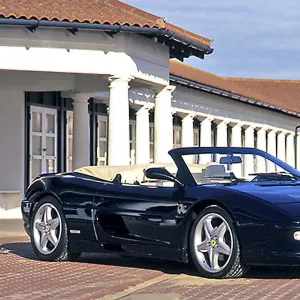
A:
[190,205,247,279]
[30,196,80,261]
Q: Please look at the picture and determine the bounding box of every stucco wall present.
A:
[0,27,169,85]
[0,89,24,192]
[172,86,299,131]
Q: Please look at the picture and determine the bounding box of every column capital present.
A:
[171,108,177,116]
[109,75,134,89]
[109,75,134,83]
[232,122,242,129]
[256,127,268,134]
[243,122,256,130]
[182,113,196,121]
[136,105,151,116]
[278,130,288,136]
[286,131,295,137]
[217,119,230,127]
[71,93,92,103]
[201,116,214,123]
[267,128,277,135]
[155,85,176,96]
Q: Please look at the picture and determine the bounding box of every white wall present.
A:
[172,86,299,131]
[0,70,75,91]
[0,27,169,86]
[0,89,24,218]
[0,89,24,192]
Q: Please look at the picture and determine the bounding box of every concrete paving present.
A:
[0,219,27,237]
[2,235,300,299]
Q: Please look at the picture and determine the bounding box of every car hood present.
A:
[225,181,300,205]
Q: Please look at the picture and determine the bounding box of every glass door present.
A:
[30,106,57,182]
[66,111,73,172]
[97,115,108,166]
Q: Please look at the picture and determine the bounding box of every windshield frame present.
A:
[169,147,300,187]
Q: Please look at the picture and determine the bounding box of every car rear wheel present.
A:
[30,196,80,261]
[190,205,247,279]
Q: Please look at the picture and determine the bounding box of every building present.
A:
[0,0,299,219]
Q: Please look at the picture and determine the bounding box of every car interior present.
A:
[74,161,232,186]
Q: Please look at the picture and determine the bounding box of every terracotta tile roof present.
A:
[225,78,300,114]
[170,60,300,115]
[0,0,211,48]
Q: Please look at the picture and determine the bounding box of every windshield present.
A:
[179,148,300,185]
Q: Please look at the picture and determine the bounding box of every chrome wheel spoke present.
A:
[48,230,58,247]
[40,233,48,249]
[35,222,45,232]
[214,222,227,239]
[217,240,231,256]
[44,206,52,223]
[48,218,59,230]
[208,248,219,269]
[204,219,214,239]
[197,240,210,252]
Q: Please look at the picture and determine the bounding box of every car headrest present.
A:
[204,165,226,178]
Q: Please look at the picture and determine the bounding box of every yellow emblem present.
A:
[211,239,217,247]
[45,225,50,233]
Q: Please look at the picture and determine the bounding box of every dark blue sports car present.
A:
[21,147,300,279]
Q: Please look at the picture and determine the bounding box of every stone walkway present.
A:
[1,236,300,299]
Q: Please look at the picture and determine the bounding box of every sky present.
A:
[121,0,300,79]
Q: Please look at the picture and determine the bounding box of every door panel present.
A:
[30,106,57,181]
[94,183,183,249]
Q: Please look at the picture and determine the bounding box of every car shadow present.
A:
[3,241,300,279]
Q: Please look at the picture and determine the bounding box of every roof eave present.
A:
[0,18,213,60]
[170,74,300,118]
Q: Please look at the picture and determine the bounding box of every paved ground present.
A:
[2,222,300,299]
[0,219,27,237]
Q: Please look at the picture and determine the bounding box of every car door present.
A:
[93,181,184,252]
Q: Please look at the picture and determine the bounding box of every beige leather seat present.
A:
[203,164,226,178]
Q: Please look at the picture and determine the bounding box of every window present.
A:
[150,123,154,162]
[66,111,73,171]
[193,128,200,146]
[173,126,182,148]
[129,120,136,165]
[97,115,108,166]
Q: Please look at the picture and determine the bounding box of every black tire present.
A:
[30,196,81,261]
[189,205,248,279]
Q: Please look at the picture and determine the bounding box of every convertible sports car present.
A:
[22,147,300,279]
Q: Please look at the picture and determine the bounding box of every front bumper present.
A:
[239,221,300,266]
[21,200,32,236]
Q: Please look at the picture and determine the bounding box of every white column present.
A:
[181,114,194,164]
[231,123,242,178]
[200,117,213,164]
[231,124,242,147]
[108,76,132,166]
[200,117,213,147]
[72,94,90,170]
[244,126,255,177]
[154,85,175,163]
[286,133,295,167]
[267,130,277,172]
[135,106,150,164]
[182,114,194,147]
[256,128,267,173]
[277,131,286,162]
[297,135,300,170]
[217,120,228,147]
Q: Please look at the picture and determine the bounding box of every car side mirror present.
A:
[144,167,184,187]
